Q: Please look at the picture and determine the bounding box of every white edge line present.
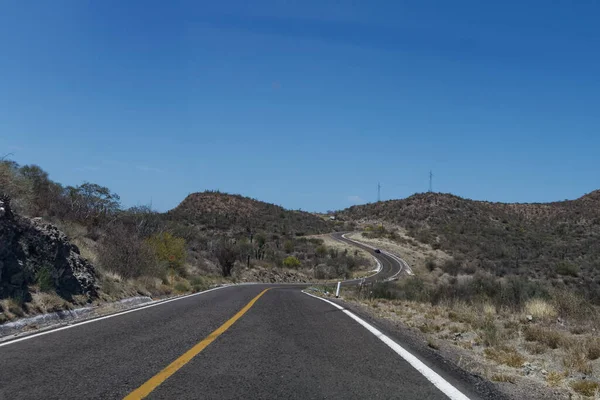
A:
[302,291,471,400]
[0,286,229,348]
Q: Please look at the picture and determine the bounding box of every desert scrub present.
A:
[524,298,557,321]
[523,325,564,349]
[491,373,516,383]
[483,346,526,368]
[545,371,567,387]
[36,265,55,292]
[569,380,599,397]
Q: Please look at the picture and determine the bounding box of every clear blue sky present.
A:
[2,1,599,212]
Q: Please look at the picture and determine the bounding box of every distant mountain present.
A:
[339,191,600,301]
[167,191,331,236]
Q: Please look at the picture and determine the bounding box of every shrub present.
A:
[555,261,579,277]
[523,326,564,349]
[98,224,161,279]
[215,241,238,277]
[189,276,207,292]
[284,240,294,254]
[524,342,547,355]
[146,232,187,276]
[283,256,301,269]
[546,371,566,387]
[570,380,599,397]
[524,298,557,321]
[427,338,439,350]
[552,289,590,321]
[478,316,499,347]
[483,347,525,368]
[315,245,327,258]
[491,374,516,383]
[426,258,437,272]
[173,281,191,293]
[587,338,600,360]
[563,347,593,374]
[36,266,55,292]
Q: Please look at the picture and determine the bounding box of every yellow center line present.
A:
[123,288,271,400]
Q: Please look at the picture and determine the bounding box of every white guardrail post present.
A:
[335,281,341,298]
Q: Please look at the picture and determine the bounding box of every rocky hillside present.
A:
[0,196,97,303]
[340,191,600,301]
[168,191,332,236]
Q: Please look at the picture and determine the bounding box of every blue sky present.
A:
[1,1,599,212]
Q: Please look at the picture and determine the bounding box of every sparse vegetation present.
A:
[491,373,516,383]
[523,326,565,349]
[35,266,55,292]
[570,380,599,397]
[546,371,567,387]
[483,347,525,368]
[282,256,301,269]
[524,299,557,321]
[341,191,600,305]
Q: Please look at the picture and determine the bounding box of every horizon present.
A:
[2,1,599,212]
[150,187,600,213]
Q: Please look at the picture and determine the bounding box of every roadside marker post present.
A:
[335,281,341,298]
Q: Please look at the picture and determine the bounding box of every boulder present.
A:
[0,196,97,302]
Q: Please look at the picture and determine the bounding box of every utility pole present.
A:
[429,171,433,193]
[377,182,381,202]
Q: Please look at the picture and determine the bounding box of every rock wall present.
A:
[0,195,97,302]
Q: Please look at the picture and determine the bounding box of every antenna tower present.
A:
[429,171,433,193]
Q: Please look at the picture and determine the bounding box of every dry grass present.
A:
[491,373,517,384]
[103,270,124,283]
[29,292,71,314]
[546,371,567,387]
[563,347,594,375]
[0,298,25,319]
[419,323,441,333]
[523,325,565,349]
[586,338,600,361]
[482,303,496,316]
[524,299,558,321]
[427,337,440,350]
[569,380,599,397]
[484,347,526,368]
[524,342,547,355]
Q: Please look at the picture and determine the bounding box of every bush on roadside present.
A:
[283,256,301,269]
[98,224,162,279]
[35,266,55,292]
[146,232,187,277]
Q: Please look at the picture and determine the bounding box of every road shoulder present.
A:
[325,293,569,400]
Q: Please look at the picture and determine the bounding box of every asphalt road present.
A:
[0,234,489,400]
[330,232,404,284]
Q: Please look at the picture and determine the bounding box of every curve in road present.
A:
[0,233,499,400]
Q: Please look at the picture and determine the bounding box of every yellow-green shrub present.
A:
[146,233,187,275]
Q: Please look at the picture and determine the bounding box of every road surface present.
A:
[0,234,495,400]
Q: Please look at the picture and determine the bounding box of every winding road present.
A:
[0,234,497,400]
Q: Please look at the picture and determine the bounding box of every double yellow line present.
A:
[124,288,271,399]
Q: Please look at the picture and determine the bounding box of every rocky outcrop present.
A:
[0,196,97,302]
